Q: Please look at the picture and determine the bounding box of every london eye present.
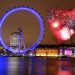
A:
[0,7,44,54]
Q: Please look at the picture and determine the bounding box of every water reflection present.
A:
[0,57,8,75]
[57,58,73,75]
[0,57,75,75]
[7,57,18,75]
[18,57,29,75]
[28,57,46,75]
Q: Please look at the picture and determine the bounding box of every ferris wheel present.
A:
[0,6,44,54]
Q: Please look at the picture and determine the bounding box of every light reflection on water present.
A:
[57,58,73,75]
[0,57,75,75]
[7,58,18,75]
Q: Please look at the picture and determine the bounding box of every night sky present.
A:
[0,0,75,48]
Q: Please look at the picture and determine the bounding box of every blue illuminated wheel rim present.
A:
[0,7,44,53]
